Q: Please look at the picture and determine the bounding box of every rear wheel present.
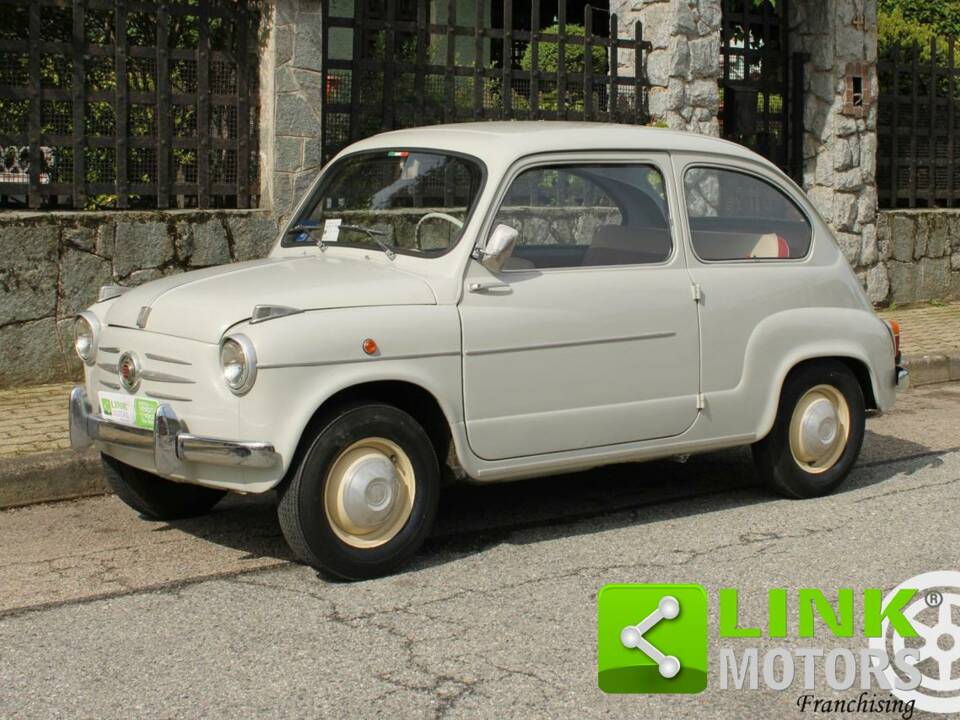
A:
[101,454,226,520]
[752,360,866,499]
[277,404,440,580]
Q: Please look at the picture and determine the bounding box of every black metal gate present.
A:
[320,1,652,163]
[720,0,803,179]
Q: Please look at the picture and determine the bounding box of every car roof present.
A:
[343,121,776,169]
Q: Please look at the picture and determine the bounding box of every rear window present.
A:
[683,167,812,261]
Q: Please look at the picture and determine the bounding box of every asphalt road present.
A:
[1,383,959,718]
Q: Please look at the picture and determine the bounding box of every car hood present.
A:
[103,255,437,342]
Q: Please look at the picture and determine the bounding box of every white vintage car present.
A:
[70,122,906,579]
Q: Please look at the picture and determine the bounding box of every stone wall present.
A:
[876,210,960,305]
[612,0,722,134]
[266,0,327,225]
[790,0,882,302]
[0,210,278,386]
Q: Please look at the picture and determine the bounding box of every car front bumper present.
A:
[69,386,280,479]
[896,366,910,393]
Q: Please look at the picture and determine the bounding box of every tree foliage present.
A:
[878,0,960,38]
[878,6,949,60]
[519,24,608,77]
[515,24,608,112]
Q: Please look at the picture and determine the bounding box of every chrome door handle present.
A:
[469,281,510,293]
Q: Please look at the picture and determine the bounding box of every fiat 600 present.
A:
[70,122,906,579]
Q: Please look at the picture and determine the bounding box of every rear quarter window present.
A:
[683,166,812,261]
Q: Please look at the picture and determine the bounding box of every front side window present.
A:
[490,163,672,269]
[285,150,483,256]
[683,166,812,261]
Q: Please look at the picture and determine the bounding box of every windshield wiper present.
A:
[286,224,326,251]
[339,224,396,260]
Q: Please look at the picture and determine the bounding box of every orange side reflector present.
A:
[362,338,379,356]
[887,320,901,356]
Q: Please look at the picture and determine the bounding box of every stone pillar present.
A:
[265,0,326,224]
[611,0,722,134]
[791,0,883,302]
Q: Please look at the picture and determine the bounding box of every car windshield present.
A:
[284,150,484,257]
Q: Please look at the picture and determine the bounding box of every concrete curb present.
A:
[0,448,106,509]
[901,352,960,387]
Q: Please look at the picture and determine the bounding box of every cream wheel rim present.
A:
[788,384,850,474]
[324,437,416,549]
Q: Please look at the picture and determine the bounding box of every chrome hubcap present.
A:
[324,438,415,548]
[789,385,850,474]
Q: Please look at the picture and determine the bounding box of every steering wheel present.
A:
[415,212,463,250]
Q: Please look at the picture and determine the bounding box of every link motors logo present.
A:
[868,570,960,714]
[597,572,960,715]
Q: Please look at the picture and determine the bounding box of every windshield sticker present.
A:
[322,218,342,244]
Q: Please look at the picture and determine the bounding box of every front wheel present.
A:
[101,454,226,520]
[277,404,440,580]
[752,360,866,499]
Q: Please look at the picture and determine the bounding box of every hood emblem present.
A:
[137,306,151,329]
[118,351,141,393]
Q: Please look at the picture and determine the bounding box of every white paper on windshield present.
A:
[322,218,342,244]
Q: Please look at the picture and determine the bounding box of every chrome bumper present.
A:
[69,386,279,477]
[896,366,910,393]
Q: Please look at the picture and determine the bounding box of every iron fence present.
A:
[878,38,960,208]
[321,1,653,164]
[0,0,260,210]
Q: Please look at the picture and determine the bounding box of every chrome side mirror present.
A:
[480,224,519,273]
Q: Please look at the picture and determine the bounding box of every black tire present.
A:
[101,453,226,520]
[277,404,440,580]
[752,360,866,499]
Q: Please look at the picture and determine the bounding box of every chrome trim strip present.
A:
[250,304,304,324]
[75,311,101,366]
[258,350,460,370]
[145,353,192,366]
[97,285,129,302]
[99,346,120,354]
[97,362,118,374]
[154,405,187,477]
[896,367,910,393]
[141,370,195,384]
[137,306,151,328]
[99,422,154,449]
[69,387,279,473]
[464,332,677,357]
[145,390,193,402]
[178,435,279,469]
[118,351,142,393]
[221,334,257,395]
[69,387,93,449]
[99,379,121,390]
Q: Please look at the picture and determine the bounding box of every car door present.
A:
[458,154,702,461]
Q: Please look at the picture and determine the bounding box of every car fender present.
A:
[735,307,895,441]
[236,305,463,474]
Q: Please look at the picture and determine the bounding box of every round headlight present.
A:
[74,312,100,365]
[220,334,257,395]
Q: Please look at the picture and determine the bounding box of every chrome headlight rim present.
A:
[220,333,257,396]
[74,311,101,365]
